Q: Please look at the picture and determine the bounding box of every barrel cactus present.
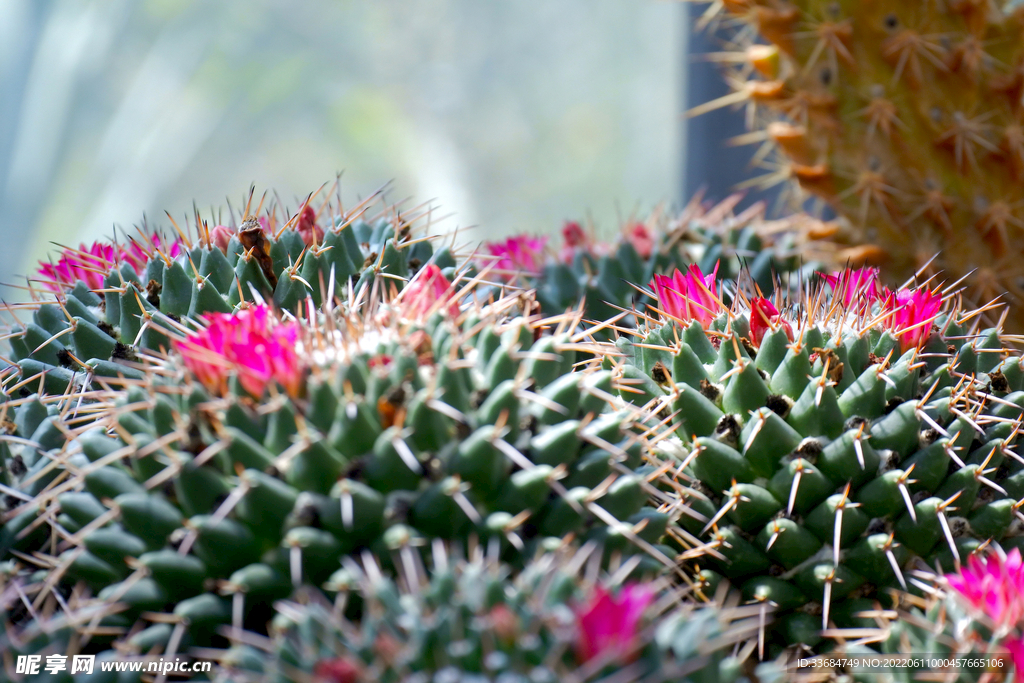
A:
[616,262,1024,654]
[0,210,692,681]
[13,189,449,388]
[206,543,784,682]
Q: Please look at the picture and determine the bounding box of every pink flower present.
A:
[825,267,881,308]
[482,235,547,276]
[750,297,793,347]
[295,205,324,247]
[1003,636,1024,682]
[210,225,234,253]
[649,263,722,327]
[625,223,654,260]
[313,658,361,683]
[560,221,591,264]
[37,235,185,292]
[946,548,1024,632]
[175,305,304,398]
[575,583,654,664]
[38,243,119,290]
[882,286,942,351]
[401,264,460,320]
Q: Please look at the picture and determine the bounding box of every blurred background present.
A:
[1,0,695,287]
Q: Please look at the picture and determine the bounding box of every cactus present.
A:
[617,261,1024,654]
[205,543,784,682]
[0,541,789,683]
[11,187,449,385]
[476,195,837,331]
[793,549,1024,680]
[0,220,700,679]
[692,0,1024,328]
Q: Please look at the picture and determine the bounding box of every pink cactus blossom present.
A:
[37,236,184,292]
[625,222,654,260]
[313,658,361,683]
[295,204,325,246]
[482,235,547,276]
[882,286,942,351]
[825,267,881,308]
[750,297,793,347]
[575,583,655,664]
[210,225,234,253]
[1003,636,1024,682]
[38,243,119,291]
[649,263,722,327]
[559,221,591,263]
[175,305,303,398]
[946,548,1024,631]
[401,264,460,320]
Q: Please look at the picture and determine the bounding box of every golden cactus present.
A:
[693,0,1024,326]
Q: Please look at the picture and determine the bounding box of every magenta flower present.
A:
[175,305,304,398]
[882,286,942,351]
[575,583,655,664]
[482,235,548,276]
[750,297,793,347]
[559,221,591,264]
[37,235,184,292]
[1003,636,1024,682]
[38,243,119,290]
[946,548,1024,632]
[295,204,324,247]
[625,223,654,260]
[649,263,722,327]
[210,225,234,253]
[400,264,460,320]
[313,658,361,683]
[825,267,881,308]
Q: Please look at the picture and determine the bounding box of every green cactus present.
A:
[208,543,788,682]
[617,262,1024,656]
[0,233,693,679]
[13,189,448,387]
[473,196,836,332]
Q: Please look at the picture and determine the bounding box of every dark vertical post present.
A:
[682,3,779,210]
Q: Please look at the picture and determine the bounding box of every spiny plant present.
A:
[0,246,696,678]
[202,543,783,683]
[609,261,1024,656]
[690,0,1024,327]
[1,540,786,683]
[4,183,453,390]
[476,193,838,328]
[795,548,1024,680]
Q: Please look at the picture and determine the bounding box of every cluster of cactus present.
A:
[0,190,773,680]
[1,538,778,683]
[693,0,1024,327]
[614,262,1024,658]
[11,178,1024,680]
[11,186,450,388]
[796,550,1024,681]
[475,194,837,329]
[207,543,786,683]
